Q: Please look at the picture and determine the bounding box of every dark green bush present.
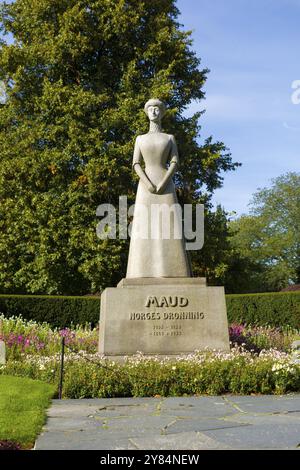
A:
[0,291,299,329]
[2,356,299,397]
[226,291,300,328]
[0,295,100,328]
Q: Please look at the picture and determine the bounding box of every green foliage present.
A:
[1,291,300,328]
[0,375,55,449]
[0,313,98,360]
[226,291,300,328]
[240,324,298,352]
[227,172,300,293]
[0,0,239,295]
[2,354,299,397]
[191,205,233,284]
[0,294,100,327]
[1,316,299,397]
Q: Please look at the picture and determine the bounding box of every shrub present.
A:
[1,349,299,397]
[0,291,299,328]
[226,291,300,328]
[0,295,100,328]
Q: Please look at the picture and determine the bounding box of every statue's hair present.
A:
[144,99,166,117]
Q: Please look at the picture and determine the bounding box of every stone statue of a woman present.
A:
[126,99,192,278]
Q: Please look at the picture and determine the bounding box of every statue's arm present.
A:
[132,137,156,193]
[156,135,179,194]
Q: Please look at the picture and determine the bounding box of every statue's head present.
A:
[144,99,166,122]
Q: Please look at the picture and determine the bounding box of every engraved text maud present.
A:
[145,296,189,308]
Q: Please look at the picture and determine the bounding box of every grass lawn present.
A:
[0,375,56,449]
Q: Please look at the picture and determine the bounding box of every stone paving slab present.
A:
[162,418,248,434]
[35,431,139,450]
[205,421,300,450]
[223,395,300,414]
[35,395,300,450]
[160,397,237,417]
[129,431,232,451]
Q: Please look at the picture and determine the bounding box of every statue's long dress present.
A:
[126,132,191,278]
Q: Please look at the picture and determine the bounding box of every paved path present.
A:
[35,395,300,450]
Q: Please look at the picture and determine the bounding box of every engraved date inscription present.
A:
[151,324,183,337]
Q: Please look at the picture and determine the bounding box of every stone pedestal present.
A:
[99,278,230,358]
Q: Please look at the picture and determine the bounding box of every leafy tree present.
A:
[227,173,300,292]
[0,0,239,294]
[191,204,232,285]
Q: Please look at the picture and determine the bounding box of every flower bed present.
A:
[0,314,98,360]
[1,348,300,397]
[0,314,300,397]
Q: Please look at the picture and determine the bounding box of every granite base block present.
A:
[99,278,230,357]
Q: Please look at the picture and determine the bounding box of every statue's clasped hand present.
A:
[155,181,166,194]
[147,182,156,193]
[146,180,166,194]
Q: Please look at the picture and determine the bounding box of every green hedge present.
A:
[0,291,300,329]
[226,291,300,328]
[2,354,300,396]
[0,295,100,328]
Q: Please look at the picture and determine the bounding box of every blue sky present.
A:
[177,0,300,215]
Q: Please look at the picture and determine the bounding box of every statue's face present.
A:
[147,105,161,122]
